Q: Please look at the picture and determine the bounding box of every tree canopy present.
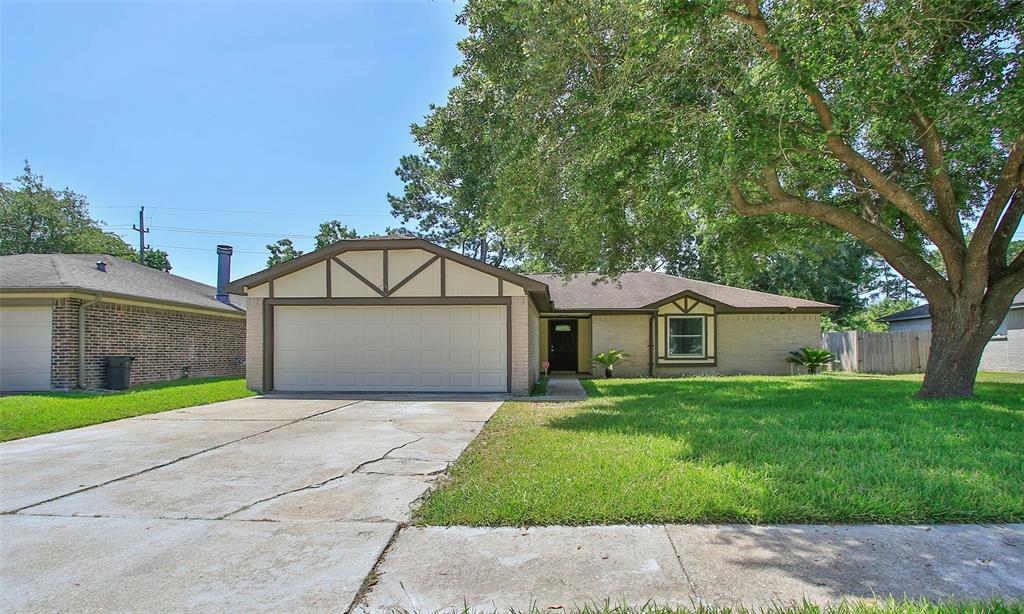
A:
[400,0,1021,396]
[1,163,172,271]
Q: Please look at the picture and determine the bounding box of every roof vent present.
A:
[96,260,107,272]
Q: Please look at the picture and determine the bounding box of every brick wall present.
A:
[591,314,651,377]
[527,299,539,388]
[51,298,246,389]
[510,296,531,395]
[246,298,264,391]
[588,312,823,378]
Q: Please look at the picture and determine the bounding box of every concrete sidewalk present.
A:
[361,524,1024,612]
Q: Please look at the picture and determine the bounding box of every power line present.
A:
[151,244,267,255]
[100,223,316,239]
[92,205,395,217]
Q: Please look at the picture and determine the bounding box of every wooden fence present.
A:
[822,331,931,374]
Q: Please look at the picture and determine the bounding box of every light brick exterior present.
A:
[510,296,531,395]
[245,298,265,391]
[50,297,245,389]
[528,300,540,388]
[585,312,822,378]
[590,314,651,377]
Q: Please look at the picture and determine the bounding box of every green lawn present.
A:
[417,372,1024,526]
[465,600,1020,614]
[0,377,255,442]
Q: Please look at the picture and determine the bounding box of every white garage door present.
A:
[0,306,53,392]
[273,305,507,392]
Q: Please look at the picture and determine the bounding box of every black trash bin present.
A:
[106,356,135,390]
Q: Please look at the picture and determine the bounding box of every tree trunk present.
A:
[916,301,994,398]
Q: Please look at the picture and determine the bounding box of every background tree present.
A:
[265,219,361,267]
[265,238,304,267]
[314,220,358,248]
[414,0,1021,397]
[1,163,173,272]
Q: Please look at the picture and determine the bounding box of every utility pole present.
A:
[132,206,150,264]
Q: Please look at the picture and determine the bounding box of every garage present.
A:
[228,237,548,396]
[0,305,52,392]
[273,304,508,392]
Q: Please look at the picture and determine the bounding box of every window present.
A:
[667,316,705,357]
[554,324,572,332]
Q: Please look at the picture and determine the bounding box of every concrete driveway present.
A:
[0,395,500,612]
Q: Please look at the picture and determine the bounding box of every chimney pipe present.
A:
[96,260,107,272]
[216,245,233,304]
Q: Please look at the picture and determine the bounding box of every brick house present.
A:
[0,249,245,391]
[225,236,836,396]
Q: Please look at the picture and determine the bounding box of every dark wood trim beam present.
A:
[266,296,510,306]
[386,255,440,297]
[263,301,274,392]
[332,256,385,296]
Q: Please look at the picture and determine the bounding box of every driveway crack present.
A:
[5,400,363,515]
[217,435,424,520]
[664,525,700,600]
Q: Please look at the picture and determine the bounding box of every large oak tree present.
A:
[417,0,1021,397]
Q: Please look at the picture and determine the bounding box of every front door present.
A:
[548,319,578,372]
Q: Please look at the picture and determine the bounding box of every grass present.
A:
[0,377,255,442]
[416,372,1024,526]
[401,599,1022,614]
[394,599,1021,614]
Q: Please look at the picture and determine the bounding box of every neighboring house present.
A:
[0,247,246,391]
[878,291,1024,373]
[226,236,835,396]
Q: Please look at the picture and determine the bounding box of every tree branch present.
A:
[989,190,1023,282]
[969,137,1024,265]
[724,1,965,283]
[728,181,948,298]
[910,111,962,239]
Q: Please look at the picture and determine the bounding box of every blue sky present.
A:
[2,0,465,285]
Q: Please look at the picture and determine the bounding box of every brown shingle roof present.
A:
[0,253,244,314]
[525,271,836,312]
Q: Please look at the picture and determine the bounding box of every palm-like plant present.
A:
[592,349,630,378]
[787,347,835,374]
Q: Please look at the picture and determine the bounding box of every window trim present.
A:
[666,315,706,358]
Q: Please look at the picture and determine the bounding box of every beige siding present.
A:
[503,282,526,296]
[246,298,264,391]
[979,308,1024,373]
[330,259,381,297]
[591,314,650,377]
[273,260,327,297]
[577,318,592,372]
[391,258,441,297]
[528,299,540,387]
[446,261,499,296]
[510,296,530,395]
[387,249,433,283]
[339,250,384,288]
[247,283,270,298]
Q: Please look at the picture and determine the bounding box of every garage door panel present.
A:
[273,305,507,392]
[1,306,53,392]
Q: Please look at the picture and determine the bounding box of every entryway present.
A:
[547,319,579,372]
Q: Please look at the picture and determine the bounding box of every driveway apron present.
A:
[0,395,500,613]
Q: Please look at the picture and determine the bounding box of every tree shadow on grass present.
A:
[546,376,1024,523]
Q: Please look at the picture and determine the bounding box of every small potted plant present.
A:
[786,347,835,374]
[592,349,630,378]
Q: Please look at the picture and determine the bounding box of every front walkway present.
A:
[541,375,588,401]
[362,523,1024,611]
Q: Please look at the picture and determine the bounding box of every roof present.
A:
[0,253,244,314]
[879,290,1024,322]
[525,271,836,312]
[226,236,551,307]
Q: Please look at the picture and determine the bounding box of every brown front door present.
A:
[548,319,578,372]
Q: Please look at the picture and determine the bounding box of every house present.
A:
[0,247,246,391]
[878,291,1024,373]
[225,236,836,395]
